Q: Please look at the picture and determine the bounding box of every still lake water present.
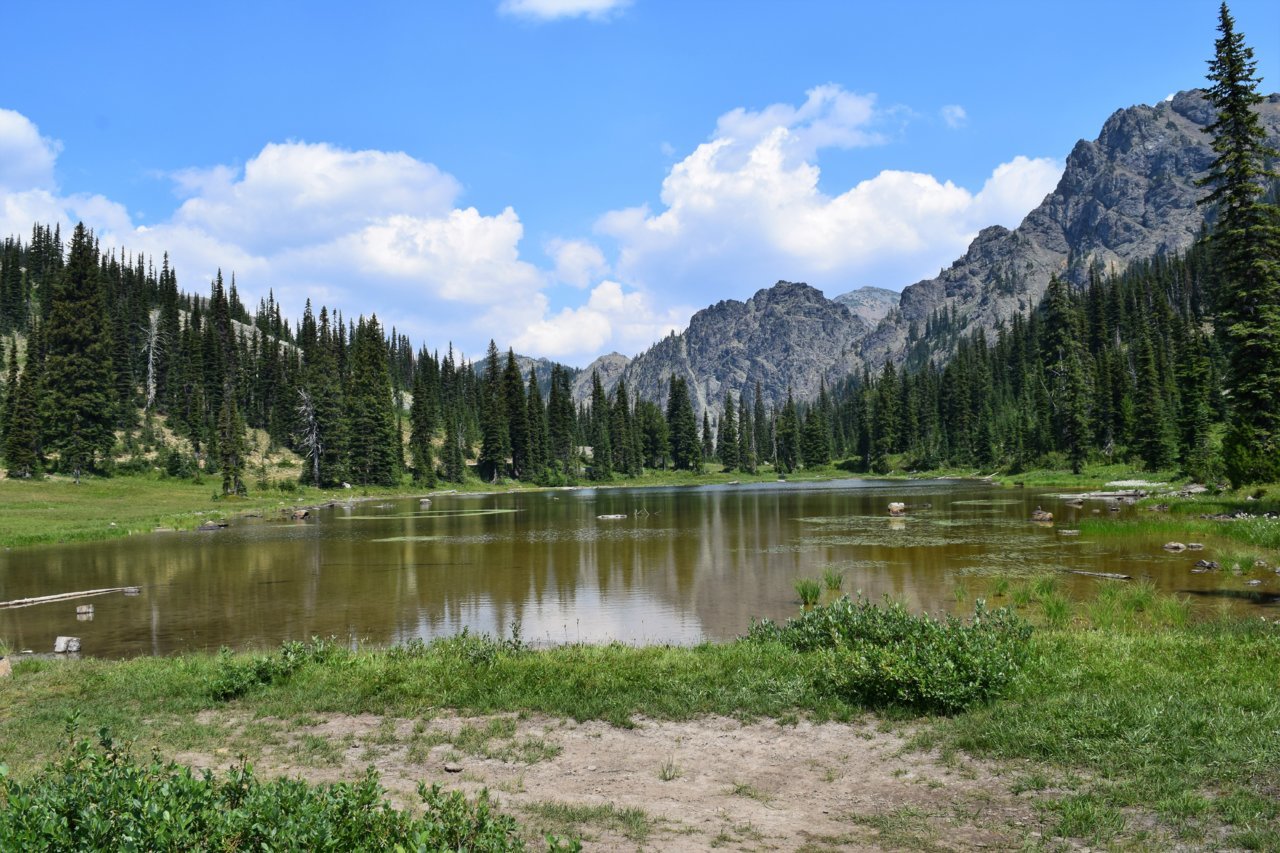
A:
[1,479,1274,658]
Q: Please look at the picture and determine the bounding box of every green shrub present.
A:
[748,596,1032,714]
[0,728,572,851]
[209,637,338,701]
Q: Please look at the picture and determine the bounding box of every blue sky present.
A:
[1,0,1276,365]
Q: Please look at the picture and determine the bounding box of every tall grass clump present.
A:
[822,566,845,592]
[794,578,822,607]
[748,596,1032,714]
[0,726,573,851]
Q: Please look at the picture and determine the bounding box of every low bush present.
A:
[208,637,338,700]
[748,596,1032,714]
[0,727,574,851]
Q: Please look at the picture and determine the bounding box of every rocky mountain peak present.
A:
[853,88,1280,369]
[589,281,868,417]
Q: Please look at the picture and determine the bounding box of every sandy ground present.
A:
[175,711,1063,851]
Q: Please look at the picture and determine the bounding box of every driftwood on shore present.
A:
[0,587,136,610]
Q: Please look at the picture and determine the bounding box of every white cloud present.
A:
[0,94,1065,369]
[713,84,883,165]
[0,109,60,191]
[512,280,688,360]
[498,0,631,21]
[548,237,609,287]
[597,88,1063,301]
[940,104,967,129]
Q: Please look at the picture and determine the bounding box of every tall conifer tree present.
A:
[41,223,114,478]
[1199,3,1280,485]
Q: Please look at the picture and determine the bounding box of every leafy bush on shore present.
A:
[0,727,575,851]
[748,596,1032,714]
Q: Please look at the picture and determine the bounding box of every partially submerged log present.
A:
[1067,569,1131,581]
[0,587,134,610]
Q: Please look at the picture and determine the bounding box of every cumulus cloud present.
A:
[548,237,609,288]
[713,84,882,165]
[597,87,1062,303]
[0,115,545,355]
[940,104,967,129]
[512,280,688,360]
[498,0,631,21]
[0,108,60,191]
[0,91,1065,368]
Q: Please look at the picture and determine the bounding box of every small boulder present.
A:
[291,509,309,520]
[1187,543,1204,551]
[1059,529,1080,536]
[1254,559,1270,570]
[1194,559,1219,570]
[888,502,906,517]
[53,636,81,654]
[0,657,10,678]
[444,762,463,773]
[1030,507,1053,522]
[1163,542,1187,552]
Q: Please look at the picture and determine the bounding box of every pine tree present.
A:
[41,223,115,478]
[717,393,739,471]
[216,391,246,495]
[775,390,800,473]
[752,380,770,466]
[588,370,612,480]
[736,390,755,473]
[666,375,700,471]
[4,338,40,478]
[477,341,508,482]
[800,405,831,468]
[409,347,437,486]
[1199,3,1280,485]
[525,369,547,480]
[1043,276,1093,473]
[346,315,399,486]
[503,350,530,480]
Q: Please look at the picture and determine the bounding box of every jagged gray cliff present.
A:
[591,282,868,416]
[831,286,900,328]
[573,89,1280,416]
[853,89,1280,368]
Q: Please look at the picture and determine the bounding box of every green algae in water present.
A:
[949,499,1024,506]
[339,508,520,520]
[370,536,444,543]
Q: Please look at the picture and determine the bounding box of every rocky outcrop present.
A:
[603,282,868,417]
[855,89,1280,368]
[571,352,631,400]
[831,286,901,327]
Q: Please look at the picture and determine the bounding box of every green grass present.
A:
[917,618,1280,845]
[794,577,823,606]
[1,601,1277,845]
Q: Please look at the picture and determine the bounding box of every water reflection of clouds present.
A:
[399,585,702,647]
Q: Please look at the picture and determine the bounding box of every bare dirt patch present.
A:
[175,711,1055,850]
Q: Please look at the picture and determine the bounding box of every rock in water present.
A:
[53,636,81,654]
[888,502,906,517]
[1163,542,1187,552]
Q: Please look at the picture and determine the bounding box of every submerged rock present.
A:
[1163,542,1187,552]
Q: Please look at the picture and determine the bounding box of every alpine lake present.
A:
[1,478,1275,658]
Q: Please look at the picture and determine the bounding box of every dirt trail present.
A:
[175,711,1061,850]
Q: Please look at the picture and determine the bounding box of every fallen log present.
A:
[0,587,133,610]
[1065,570,1131,581]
